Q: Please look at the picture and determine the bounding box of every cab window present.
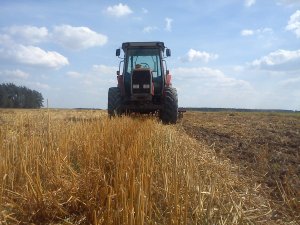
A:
[126,48,162,77]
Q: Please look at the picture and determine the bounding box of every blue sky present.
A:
[0,0,300,110]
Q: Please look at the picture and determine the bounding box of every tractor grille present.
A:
[132,70,151,94]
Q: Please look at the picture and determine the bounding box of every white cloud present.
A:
[0,69,29,79]
[174,67,223,79]
[66,71,82,78]
[53,25,107,50]
[241,28,273,36]
[173,67,250,88]
[172,67,253,108]
[92,64,118,75]
[106,3,133,17]
[0,34,13,46]
[233,65,245,72]
[165,18,173,32]
[241,29,254,36]
[1,25,107,50]
[33,82,50,90]
[277,0,300,6]
[143,26,158,33]
[80,64,117,88]
[245,0,256,7]
[0,44,69,69]
[259,28,273,33]
[5,25,48,44]
[250,49,300,71]
[0,27,69,69]
[62,65,117,90]
[286,10,300,38]
[181,49,219,63]
[142,8,148,14]
[279,76,300,87]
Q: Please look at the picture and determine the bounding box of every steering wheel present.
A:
[140,63,150,68]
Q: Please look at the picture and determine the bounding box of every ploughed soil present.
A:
[179,111,300,222]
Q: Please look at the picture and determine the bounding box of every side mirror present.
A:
[166,70,170,75]
[116,71,120,75]
[116,49,121,57]
[166,48,171,57]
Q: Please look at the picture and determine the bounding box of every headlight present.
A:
[132,84,139,89]
[143,84,150,89]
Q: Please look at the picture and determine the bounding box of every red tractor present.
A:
[108,42,178,124]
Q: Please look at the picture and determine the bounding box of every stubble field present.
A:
[0,109,299,224]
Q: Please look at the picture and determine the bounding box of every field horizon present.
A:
[69,107,299,113]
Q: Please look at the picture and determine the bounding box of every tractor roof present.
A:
[122,42,165,51]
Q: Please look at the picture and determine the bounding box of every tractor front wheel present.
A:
[160,87,178,124]
[108,87,123,117]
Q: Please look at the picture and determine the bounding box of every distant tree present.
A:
[0,83,44,108]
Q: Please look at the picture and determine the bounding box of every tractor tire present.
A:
[160,87,178,124]
[108,87,123,117]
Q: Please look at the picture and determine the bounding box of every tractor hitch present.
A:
[178,108,186,119]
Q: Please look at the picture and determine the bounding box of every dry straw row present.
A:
[1,110,271,224]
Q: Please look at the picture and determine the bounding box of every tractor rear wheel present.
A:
[160,87,178,124]
[108,87,123,117]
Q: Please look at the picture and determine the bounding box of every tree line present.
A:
[0,83,44,108]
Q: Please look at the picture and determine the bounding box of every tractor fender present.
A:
[166,73,172,87]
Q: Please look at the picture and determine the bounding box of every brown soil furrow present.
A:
[178,111,300,223]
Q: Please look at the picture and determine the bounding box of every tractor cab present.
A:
[124,47,162,97]
[109,41,178,123]
[116,42,170,100]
